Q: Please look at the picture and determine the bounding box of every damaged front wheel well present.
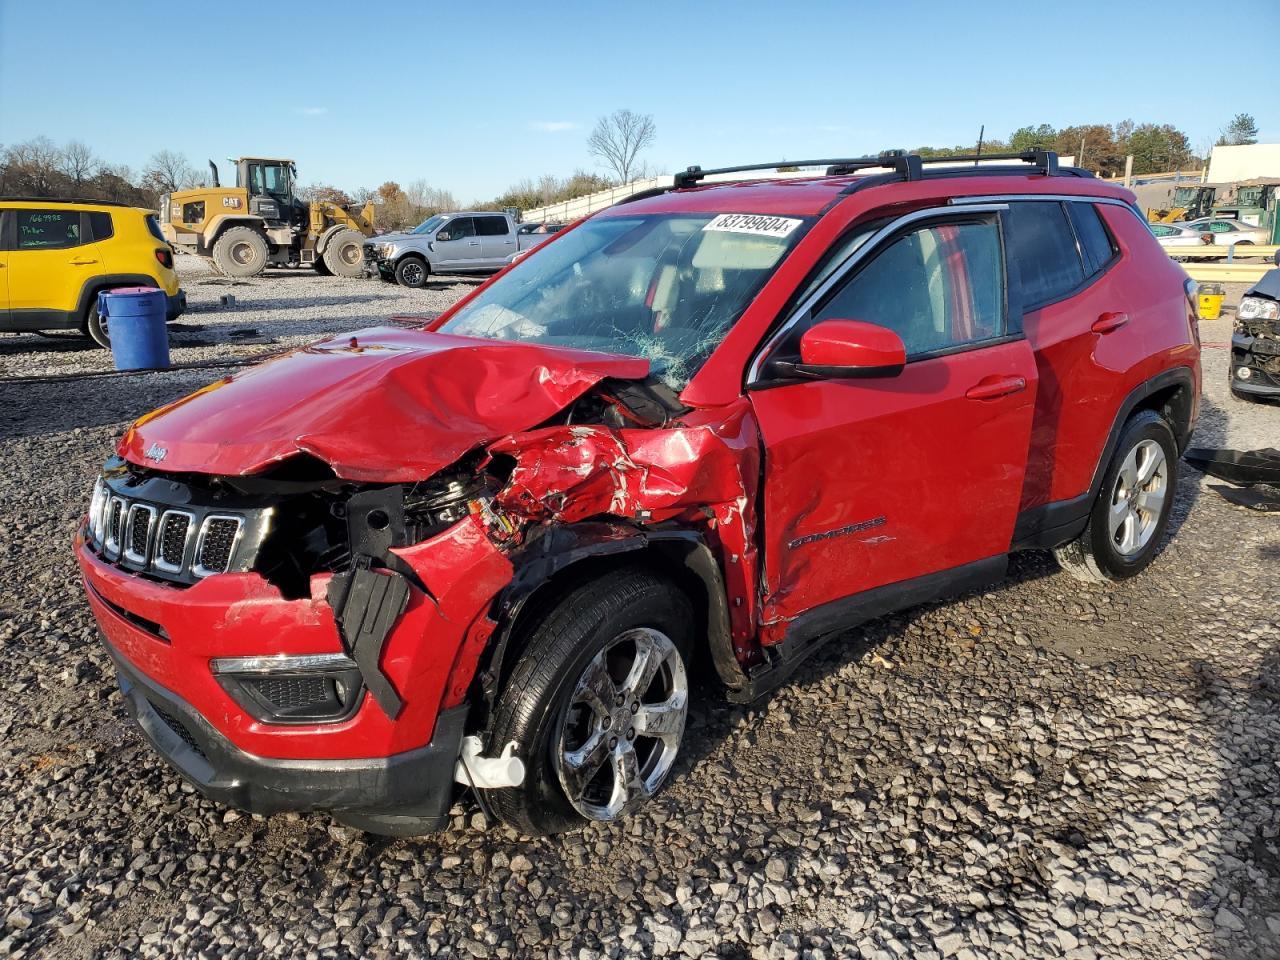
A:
[473,529,744,733]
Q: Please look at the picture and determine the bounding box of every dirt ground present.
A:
[0,263,1276,960]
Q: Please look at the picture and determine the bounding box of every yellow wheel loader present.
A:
[158,157,374,278]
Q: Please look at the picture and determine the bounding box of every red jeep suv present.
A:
[77,151,1200,836]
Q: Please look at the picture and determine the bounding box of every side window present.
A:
[15,209,83,250]
[477,216,509,237]
[442,217,476,240]
[809,219,1005,357]
[1208,221,1233,233]
[1066,202,1117,275]
[1151,224,1176,238]
[88,212,114,243]
[1003,201,1085,309]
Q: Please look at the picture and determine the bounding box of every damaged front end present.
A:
[78,331,766,830]
[1231,273,1280,398]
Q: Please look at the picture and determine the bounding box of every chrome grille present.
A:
[86,480,250,583]
[124,505,156,564]
[194,516,243,577]
[155,511,193,573]
[105,498,125,558]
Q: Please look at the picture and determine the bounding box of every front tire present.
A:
[394,256,429,288]
[322,228,366,278]
[484,568,693,836]
[1054,410,1178,583]
[211,226,269,278]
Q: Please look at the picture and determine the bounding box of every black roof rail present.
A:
[672,149,1071,189]
[0,196,136,208]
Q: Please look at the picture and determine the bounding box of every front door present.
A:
[432,216,480,269]
[749,210,1038,639]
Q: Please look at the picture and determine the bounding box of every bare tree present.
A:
[58,140,97,187]
[142,149,199,193]
[2,136,63,194]
[587,109,656,184]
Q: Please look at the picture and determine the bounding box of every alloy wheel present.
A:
[553,627,687,821]
[1108,439,1168,557]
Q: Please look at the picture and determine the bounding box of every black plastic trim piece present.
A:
[731,555,1008,702]
[327,564,410,718]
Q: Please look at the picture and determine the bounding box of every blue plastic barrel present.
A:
[99,287,170,371]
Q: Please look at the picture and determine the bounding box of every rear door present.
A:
[432,216,480,270]
[748,208,1037,639]
[477,215,516,266]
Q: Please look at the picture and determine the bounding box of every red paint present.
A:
[118,328,648,482]
[750,340,1038,640]
[82,164,1199,775]
[799,320,906,370]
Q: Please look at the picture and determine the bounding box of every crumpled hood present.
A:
[376,231,417,246]
[118,328,649,481]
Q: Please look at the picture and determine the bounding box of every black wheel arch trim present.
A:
[75,273,160,324]
[1010,364,1197,551]
[476,521,743,732]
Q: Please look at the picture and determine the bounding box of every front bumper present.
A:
[1231,333,1280,396]
[105,637,467,834]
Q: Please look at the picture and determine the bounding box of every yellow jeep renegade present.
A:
[0,198,186,346]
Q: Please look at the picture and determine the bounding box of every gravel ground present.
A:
[0,263,1277,960]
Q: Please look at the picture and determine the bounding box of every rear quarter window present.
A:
[88,211,114,243]
[1066,202,1117,275]
[1003,201,1085,309]
[145,214,165,242]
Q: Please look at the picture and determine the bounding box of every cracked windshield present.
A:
[440,212,809,388]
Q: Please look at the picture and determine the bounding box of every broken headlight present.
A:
[1238,296,1279,321]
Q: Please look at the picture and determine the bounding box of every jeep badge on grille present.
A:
[144,442,168,462]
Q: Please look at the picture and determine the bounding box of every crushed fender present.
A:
[485,399,766,666]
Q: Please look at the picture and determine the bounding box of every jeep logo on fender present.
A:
[144,442,168,462]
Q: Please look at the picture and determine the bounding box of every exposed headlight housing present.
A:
[1238,296,1279,321]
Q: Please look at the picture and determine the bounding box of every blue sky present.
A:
[3,0,1277,201]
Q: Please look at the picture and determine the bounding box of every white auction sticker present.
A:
[702,213,802,238]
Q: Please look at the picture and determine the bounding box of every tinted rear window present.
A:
[145,214,165,242]
[1003,201,1085,309]
[89,211,114,243]
[476,216,509,237]
[1066,202,1117,275]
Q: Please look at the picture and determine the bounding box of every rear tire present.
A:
[81,294,110,348]
[394,256,429,288]
[484,568,693,836]
[212,226,269,278]
[1054,410,1178,583]
[322,228,366,278]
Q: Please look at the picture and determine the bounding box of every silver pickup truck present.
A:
[364,211,556,287]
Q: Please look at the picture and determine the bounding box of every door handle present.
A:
[503,239,514,244]
[1091,311,1129,334]
[467,240,480,246]
[965,375,1027,400]
[70,258,100,265]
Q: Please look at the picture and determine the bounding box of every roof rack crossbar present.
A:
[672,149,1062,189]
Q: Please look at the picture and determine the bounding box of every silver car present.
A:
[1179,218,1271,245]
